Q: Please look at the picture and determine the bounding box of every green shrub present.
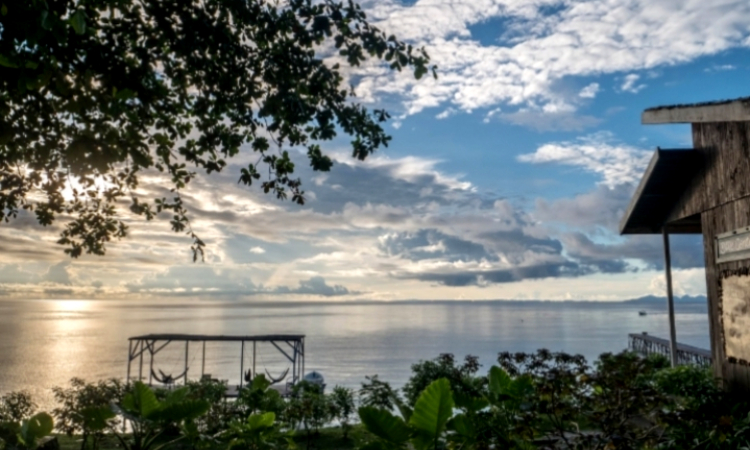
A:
[359,376,400,412]
[330,386,356,439]
[0,392,35,424]
[402,354,484,407]
[52,378,125,450]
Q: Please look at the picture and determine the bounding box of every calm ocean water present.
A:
[0,299,709,410]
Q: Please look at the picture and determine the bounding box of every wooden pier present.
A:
[628,333,712,367]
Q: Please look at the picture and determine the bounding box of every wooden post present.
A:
[201,341,206,377]
[663,228,679,367]
[127,340,132,385]
[240,341,245,390]
[139,340,144,382]
[149,341,154,385]
[184,341,189,384]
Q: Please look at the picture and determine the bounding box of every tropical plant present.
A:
[329,386,356,439]
[0,412,54,450]
[286,381,332,444]
[184,378,234,435]
[224,412,292,450]
[359,376,400,412]
[403,354,484,407]
[449,366,535,450]
[0,0,434,258]
[358,378,454,450]
[110,381,210,450]
[52,378,125,450]
[236,375,286,421]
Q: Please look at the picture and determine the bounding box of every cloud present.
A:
[517,132,652,188]
[620,74,646,93]
[379,229,497,263]
[579,82,600,98]
[435,108,458,119]
[348,0,750,117]
[561,232,705,272]
[249,247,266,254]
[500,109,602,131]
[126,265,355,298]
[271,276,353,297]
[534,184,634,230]
[704,64,736,72]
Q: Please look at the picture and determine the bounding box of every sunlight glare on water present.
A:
[0,299,709,411]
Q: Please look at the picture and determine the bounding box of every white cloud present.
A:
[347,0,750,118]
[579,82,600,98]
[620,74,646,93]
[705,64,736,72]
[249,246,266,254]
[435,107,457,119]
[517,132,652,188]
[501,109,602,131]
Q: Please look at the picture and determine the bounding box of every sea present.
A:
[0,299,710,411]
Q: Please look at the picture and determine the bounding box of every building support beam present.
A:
[663,228,679,367]
[240,341,245,390]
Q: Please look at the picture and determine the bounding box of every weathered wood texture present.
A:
[667,122,750,223]
[654,121,750,389]
[702,199,750,390]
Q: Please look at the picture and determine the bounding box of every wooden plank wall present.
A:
[689,121,750,390]
[667,121,750,224]
[702,199,750,390]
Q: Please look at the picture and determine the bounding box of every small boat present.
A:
[639,310,647,316]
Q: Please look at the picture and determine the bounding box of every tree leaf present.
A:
[69,10,86,35]
[358,406,410,445]
[121,381,160,419]
[246,412,275,430]
[408,378,453,447]
[489,366,512,397]
[80,406,116,432]
[19,412,54,446]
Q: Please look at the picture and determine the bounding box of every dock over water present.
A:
[628,333,711,366]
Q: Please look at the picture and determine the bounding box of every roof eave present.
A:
[643,98,750,124]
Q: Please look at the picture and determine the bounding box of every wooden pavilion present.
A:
[126,334,305,394]
[621,96,750,389]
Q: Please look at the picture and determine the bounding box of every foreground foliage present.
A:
[0,0,434,258]
[2,351,749,450]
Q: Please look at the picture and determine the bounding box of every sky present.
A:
[2,0,750,302]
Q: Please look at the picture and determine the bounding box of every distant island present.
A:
[622,295,707,304]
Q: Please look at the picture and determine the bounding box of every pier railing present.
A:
[628,333,712,367]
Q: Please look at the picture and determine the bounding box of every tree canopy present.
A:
[0,0,434,259]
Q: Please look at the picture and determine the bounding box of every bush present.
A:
[52,377,125,450]
[329,386,356,439]
[359,376,400,412]
[402,354,484,407]
[0,392,35,424]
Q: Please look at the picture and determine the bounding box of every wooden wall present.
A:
[702,198,750,389]
[684,121,750,389]
[667,121,750,224]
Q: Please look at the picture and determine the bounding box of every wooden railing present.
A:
[628,333,712,367]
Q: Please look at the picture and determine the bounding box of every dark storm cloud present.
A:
[270,276,354,297]
[395,260,583,287]
[379,229,497,262]
[562,232,705,271]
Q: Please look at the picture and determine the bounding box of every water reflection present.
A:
[0,299,710,411]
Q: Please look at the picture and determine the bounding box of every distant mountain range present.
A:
[623,294,707,304]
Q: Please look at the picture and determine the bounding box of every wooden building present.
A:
[621,97,750,389]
